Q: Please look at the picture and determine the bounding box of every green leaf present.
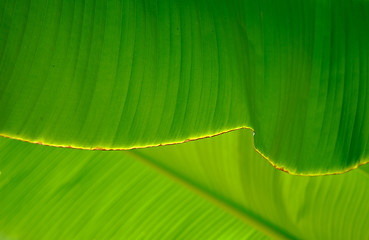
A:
[2,130,369,239]
[135,129,369,239]
[0,0,250,148]
[1,0,369,173]
[0,136,266,240]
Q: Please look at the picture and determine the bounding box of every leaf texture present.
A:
[0,137,267,240]
[135,129,369,239]
[1,0,369,173]
[1,130,369,239]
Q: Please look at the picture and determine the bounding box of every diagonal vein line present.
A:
[125,150,298,240]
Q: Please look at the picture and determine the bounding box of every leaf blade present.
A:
[1,0,369,174]
[0,136,266,240]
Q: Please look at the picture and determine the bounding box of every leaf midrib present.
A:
[126,150,298,240]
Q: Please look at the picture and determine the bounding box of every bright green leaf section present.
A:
[135,129,369,239]
[1,0,369,173]
[0,137,267,240]
[2,130,369,239]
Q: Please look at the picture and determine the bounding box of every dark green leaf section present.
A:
[0,137,267,240]
[249,0,369,174]
[1,0,369,173]
[136,129,369,239]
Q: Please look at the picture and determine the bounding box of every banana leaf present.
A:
[0,136,267,240]
[1,0,369,174]
[1,130,369,239]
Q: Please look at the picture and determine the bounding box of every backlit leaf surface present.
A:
[0,136,266,240]
[1,0,369,173]
[1,130,369,239]
[135,129,369,239]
